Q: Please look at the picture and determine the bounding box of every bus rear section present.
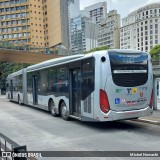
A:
[98,50,153,121]
[6,70,24,104]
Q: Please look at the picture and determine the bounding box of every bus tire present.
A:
[49,100,58,117]
[60,101,69,121]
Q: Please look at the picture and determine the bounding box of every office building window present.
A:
[155,24,158,28]
[155,35,158,39]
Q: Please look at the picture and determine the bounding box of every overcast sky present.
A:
[80,0,160,19]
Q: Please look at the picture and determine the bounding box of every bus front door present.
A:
[70,68,81,117]
[32,75,38,105]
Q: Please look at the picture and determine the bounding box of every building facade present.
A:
[70,15,98,54]
[0,0,39,47]
[98,10,120,49]
[120,3,160,52]
[43,0,69,50]
[84,1,107,25]
[68,0,80,19]
[0,0,69,52]
[68,0,80,50]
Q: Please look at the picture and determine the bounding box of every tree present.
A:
[150,44,160,60]
[84,46,110,54]
[0,62,30,91]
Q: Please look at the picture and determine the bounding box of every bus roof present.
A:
[7,69,23,78]
[27,49,148,72]
[27,54,85,72]
[107,49,148,54]
[6,49,149,78]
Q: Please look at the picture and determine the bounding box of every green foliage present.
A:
[150,44,160,60]
[84,46,110,54]
[0,62,30,89]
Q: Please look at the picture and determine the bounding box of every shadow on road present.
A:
[75,120,160,137]
[78,120,142,131]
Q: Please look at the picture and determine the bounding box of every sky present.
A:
[80,0,160,19]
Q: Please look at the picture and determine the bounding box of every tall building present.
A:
[68,0,80,50]
[80,10,90,18]
[98,10,120,49]
[120,3,160,52]
[70,15,98,54]
[84,2,107,25]
[68,0,80,19]
[0,0,69,53]
[0,0,39,47]
[43,0,69,50]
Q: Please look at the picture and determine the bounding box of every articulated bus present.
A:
[6,49,153,121]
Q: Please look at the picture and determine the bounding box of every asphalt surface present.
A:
[0,96,160,160]
[135,99,160,125]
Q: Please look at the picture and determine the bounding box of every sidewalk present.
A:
[135,99,160,125]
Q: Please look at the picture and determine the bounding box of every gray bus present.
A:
[6,49,153,121]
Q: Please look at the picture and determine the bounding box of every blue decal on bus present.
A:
[115,98,120,104]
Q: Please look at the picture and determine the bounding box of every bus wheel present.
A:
[49,100,58,117]
[60,101,69,121]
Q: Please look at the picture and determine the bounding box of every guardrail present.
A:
[0,133,36,160]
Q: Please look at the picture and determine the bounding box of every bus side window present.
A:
[27,72,33,93]
[6,83,9,91]
[81,58,95,100]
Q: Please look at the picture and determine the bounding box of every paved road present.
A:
[0,96,160,160]
[158,98,160,110]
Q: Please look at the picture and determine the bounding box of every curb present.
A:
[133,118,160,125]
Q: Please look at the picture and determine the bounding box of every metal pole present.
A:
[153,77,157,110]
[158,79,160,100]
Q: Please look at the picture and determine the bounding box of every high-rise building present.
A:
[0,0,40,47]
[98,10,120,49]
[120,3,160,52]
[0,0,69,53]
[43,0,69,50]
[68,0,80,19]
[68,0,80,50]
[70,15,98,54]
[80,10,90,18]
[84,2,107,25]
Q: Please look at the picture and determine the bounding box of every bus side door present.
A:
[10,80,13,99]
[32,75,38,105]
[70,68,81,117]
[81,58,95,120]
